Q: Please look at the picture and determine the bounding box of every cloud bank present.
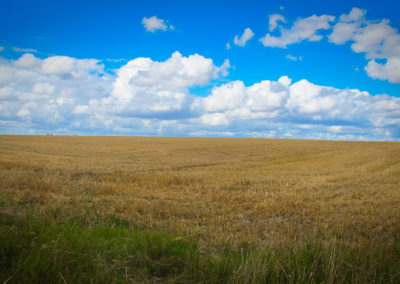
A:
[1,52,399,140]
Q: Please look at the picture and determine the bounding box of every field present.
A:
[1,135,400,283]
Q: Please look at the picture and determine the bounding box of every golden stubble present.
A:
[1,135,399,250]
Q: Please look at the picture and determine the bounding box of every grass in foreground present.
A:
[1,213,399,283]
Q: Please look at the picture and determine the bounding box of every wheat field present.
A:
[1,135,400,283]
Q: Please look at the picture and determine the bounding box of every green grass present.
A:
[1,213,399,283]
[0,214,203,283]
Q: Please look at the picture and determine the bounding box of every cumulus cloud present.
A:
[339,7,366,23]
[329,7,400,83]
[0,53,111,132]
[191,77,400,140]
[260,14,335,48]
[91,51,230,119]
[346,19,398,58]
[278,75,292,86]
[142,16,174,32]
[269,14,286,32]
[365,58,400,83]
[247,79,289,111]
[203,81,246,112]
[13,53,41,68]
[0,52,399,140]
[233,28,255,47]
[41,56,103,78]
[328,21,360,44]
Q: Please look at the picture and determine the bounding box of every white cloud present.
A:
[260,14,335,48]
[269,14,286,32]
[0,53,111,131]
[203,81,246,112]
[351,20,397,58]
[246,79,288,111]
[259,7,400,83]
[14,53,42,68]
[329,7,400,83]
[233,28,255,47]
[105,58,127,63]
[195,76,400,140]
[329,22,359,44]
[328,126,343,133]
[286,54,302,61]
[278,75,292,86]
[16,108,30,117]
[0,52,399,140]
[286,79,335,115]
[190,130,234,137]
[141,16,174,32]
[116,51,225,91]
[0,46,4,52]
[12,47,38,53]
[95,51,230,118]
[191,75,400,140]
[193,77,290,126]
[73,105,90,114]
[200,113,230,126]
[32,83,55,94]
[219,59,231,76]
[226,42,231,50]
[339,7,366,23]
[365,58,400,83]
[41,56,103,78]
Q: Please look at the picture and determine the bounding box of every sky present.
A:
[0,0,400,140]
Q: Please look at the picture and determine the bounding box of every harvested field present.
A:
[1,135,400,283]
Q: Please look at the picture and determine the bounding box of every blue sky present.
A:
[0,0,399,140]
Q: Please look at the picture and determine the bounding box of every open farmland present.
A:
[1,135,400,283]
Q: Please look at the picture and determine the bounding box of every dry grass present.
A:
[1,135,400,282]
[1,135,400,245]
